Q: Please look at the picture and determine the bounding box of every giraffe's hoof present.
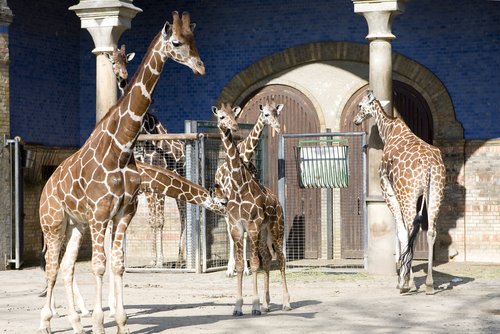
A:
[232,310,243,316]
[283,305,293,311]
[36,329,51,334]
[426,285,435,295]
[243,269,251,276]
[251,309,262,316]
[225,271,234,278]
[399,287,411,294]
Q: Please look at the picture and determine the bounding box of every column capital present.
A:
[0,0,13,26]
[353,0,406,41]
[69,0,142,53]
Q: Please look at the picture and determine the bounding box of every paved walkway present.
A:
[1,261,499,333]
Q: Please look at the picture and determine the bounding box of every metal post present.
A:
[277,134,287,256]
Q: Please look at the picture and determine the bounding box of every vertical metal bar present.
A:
[184,121,196,272]
[277,134,287,256]
[199,135,207,274]
[326,131,333,259]
[14,137,23,269]
[362,132,368,270]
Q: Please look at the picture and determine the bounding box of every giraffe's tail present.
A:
[38,241,48,297]
[399,212,423,281]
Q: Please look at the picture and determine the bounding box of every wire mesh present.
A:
[125,136,194,271]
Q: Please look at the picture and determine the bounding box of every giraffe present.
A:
[38,43,137,319]
[214,101,284,277]
[105,44,136,96]
[135,111,188,268]
[108,44,188,268]
[353,90,446,294]
[212,103,291,316]
[37,11,205,334]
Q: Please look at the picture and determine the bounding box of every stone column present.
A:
[353,0,405,275]
[70,0,141,123]
[0,0,13,270]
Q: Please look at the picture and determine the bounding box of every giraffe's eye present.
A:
[172,40,182,47]
[220,116,225,120]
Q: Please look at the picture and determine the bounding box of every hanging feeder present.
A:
[296,139,349,188]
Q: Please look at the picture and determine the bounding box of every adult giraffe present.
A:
[38,11,205,334]
[212,103,291,316]
[353,91,445,294]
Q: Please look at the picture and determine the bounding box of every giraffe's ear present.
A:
[163,22,173,39]
[211,106,218,116]
[276,104,284,115]
[104,52,113,64]
[126,52,135,62]
[233,106,242,119]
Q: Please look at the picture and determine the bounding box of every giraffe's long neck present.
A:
[97,32,168,166]
[237,113,265,163]
[372,100,397,144]
[220,127,243,183]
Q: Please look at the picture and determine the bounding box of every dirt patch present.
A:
[0,261,499,333]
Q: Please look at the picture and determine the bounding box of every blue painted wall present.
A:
[9,0,81,147]
[8,0,500,146]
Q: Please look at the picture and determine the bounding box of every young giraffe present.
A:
[38,11,205,334]
[135,111,188,268]
[214,101,284,277]
[353,91,446,294]
[105,44,136,96]
[212,103,291,316]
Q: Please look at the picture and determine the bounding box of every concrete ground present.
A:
[0,261,499,333]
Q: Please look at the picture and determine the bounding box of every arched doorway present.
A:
[341,81,434,259]
[240,84,322,259]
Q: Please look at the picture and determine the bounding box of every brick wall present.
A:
[0,28,10,269]
[462,140,500,262]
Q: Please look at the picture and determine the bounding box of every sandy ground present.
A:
[0,261,499,333]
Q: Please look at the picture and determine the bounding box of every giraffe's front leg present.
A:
[89,222,107,334]
[230,222,245,316]
[225,216,236,277]
[60,222,87,334]
[111,203,137,334]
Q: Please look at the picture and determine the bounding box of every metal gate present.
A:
[278,132,367,261]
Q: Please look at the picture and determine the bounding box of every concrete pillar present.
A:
[69,0,141,123]
[0,0,13,270]
[353,0,405,275]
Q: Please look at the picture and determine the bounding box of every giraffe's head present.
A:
[353,90,377,125]
[212,103,242,133]
[105,45,135,95]
[259,101,284,133]
[162,11,205,75]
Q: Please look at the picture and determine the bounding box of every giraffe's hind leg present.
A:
[380,174,414,293]
[424,167,444,295]
[38,206,66,334]
[270,213,291,311]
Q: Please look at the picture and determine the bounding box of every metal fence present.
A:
[124,120,258,273]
